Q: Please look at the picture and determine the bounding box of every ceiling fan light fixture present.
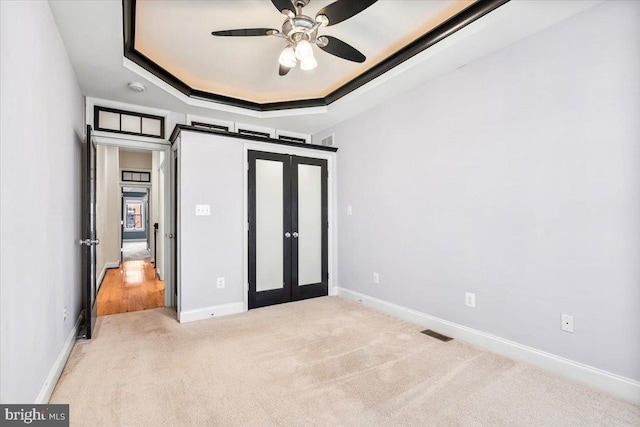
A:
[278,46,297,67]
[211,0,376,77]
[300,56,317,71]
[295,39,314,60]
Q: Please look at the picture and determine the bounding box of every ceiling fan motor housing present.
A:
[282,15,318,42]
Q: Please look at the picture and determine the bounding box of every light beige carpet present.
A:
[51,297,640,426]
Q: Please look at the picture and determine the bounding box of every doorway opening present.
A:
[94,145,171,316]
[122,187,150,262]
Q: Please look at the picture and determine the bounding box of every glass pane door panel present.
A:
[256,159,284,292]
[297,164,322,286]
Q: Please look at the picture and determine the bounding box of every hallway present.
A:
[97,260,164,316]
[122,241,151,262]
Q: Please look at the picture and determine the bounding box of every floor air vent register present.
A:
[421,329,453,342]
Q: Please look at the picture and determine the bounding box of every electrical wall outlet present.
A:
[373,272,380,284]
[63,305,67,321]
[561,314,574,333]
[465,292,476,308]
[216,277,225,289]
[347,206,353,216]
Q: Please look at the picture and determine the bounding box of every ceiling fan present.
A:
[211,0,378,76]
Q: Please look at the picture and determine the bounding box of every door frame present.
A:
[93,134,176,309]
[242,141,338,312]
[171,141,180,320]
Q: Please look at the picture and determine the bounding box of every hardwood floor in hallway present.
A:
[97,259,164,316]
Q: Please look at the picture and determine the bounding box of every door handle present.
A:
[79,238,100,246]
[292,232,299,238]
[284,232,291,238]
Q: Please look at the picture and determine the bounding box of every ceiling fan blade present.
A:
[318,36,366,63]
[316,0,378,26]
[279,64,292,76]
[211,28,278,37]
[270,0,296,16]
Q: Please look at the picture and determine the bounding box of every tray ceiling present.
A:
[127,0,504,110]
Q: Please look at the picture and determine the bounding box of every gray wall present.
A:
[179,132,245,311]
[0,1,84,402]
[315,1,640,381]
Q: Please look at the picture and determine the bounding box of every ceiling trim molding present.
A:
[324,0,510,104]
[123,0,510,112]
[169,125,338,152]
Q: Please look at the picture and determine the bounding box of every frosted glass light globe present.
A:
[300,56,317,71]
[278,46,297,67]
[295,40,313,60]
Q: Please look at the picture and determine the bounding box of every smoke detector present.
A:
[128,82,145,92]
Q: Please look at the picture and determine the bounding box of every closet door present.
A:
[248,151,328,309]
[248,151,292,309]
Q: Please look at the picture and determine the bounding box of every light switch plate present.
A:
[195,204,211,216]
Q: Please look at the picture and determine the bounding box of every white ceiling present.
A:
[48,0,603,135]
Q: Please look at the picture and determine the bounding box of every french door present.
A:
[248,151,328,309]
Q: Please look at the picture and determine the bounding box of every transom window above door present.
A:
[122,170,151,183]
[95,106,164,139]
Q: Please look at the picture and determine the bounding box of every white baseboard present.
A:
[179,302,244,324]
[337,287,640,405]
[35,315,82,404]
[97,261,119,292]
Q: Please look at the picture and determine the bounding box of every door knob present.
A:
[284,232,291,238]
[292,232,299,238]
[79,238,100,246]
